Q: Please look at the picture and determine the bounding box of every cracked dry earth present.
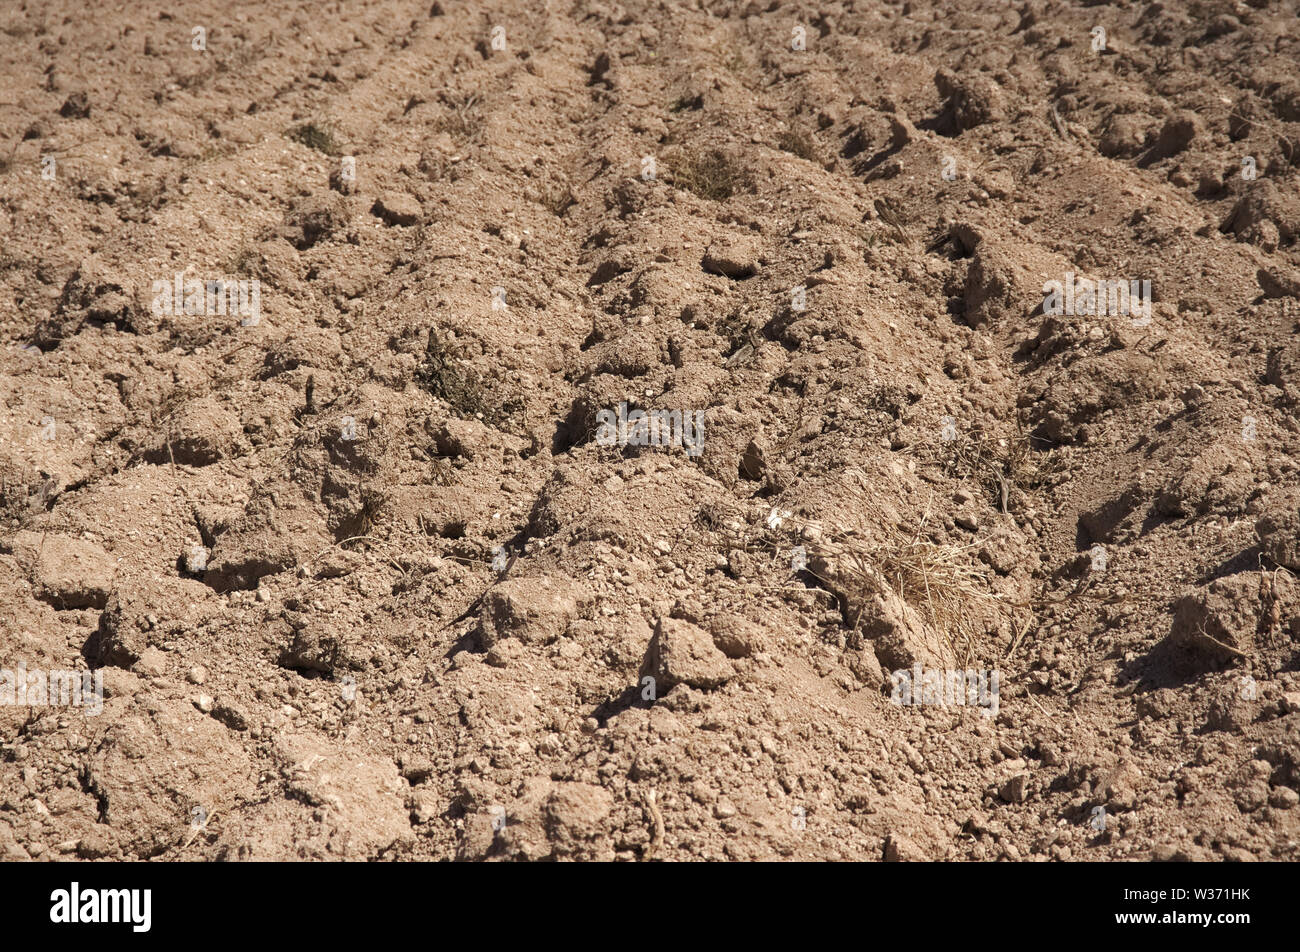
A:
[2,0,1300,863]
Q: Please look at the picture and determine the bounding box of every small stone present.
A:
[151,397,245,466]
[184,544,209,574]
[1234,781,1269,813]
[328,162,357,194]
[477,576,589,648]
[639,617,734,692]
[999,774,1030,803]
[134,647,167,678]
[371,191,422,227]
[708,615,764,659]
[883,832,927,861]
[194,693,214,713]
[1180,385,1207,411]
[485,639,522,668]
[1150,112,1198,159]
[1168,574,1259,664]
[1107,786,1137,811]
[410,792,441,825]
[1269,787,1299,809]
[59,92,91,118]
[188,665,208,685]
[702,234,762,279]
[211,702,249,731]
[3,531,114,609]
[76,830,115,859]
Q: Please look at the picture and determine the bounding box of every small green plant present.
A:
[287,121,340,155]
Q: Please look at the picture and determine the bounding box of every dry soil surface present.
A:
[1,0,1300,861]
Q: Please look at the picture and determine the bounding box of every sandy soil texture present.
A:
[1,0,1299,861]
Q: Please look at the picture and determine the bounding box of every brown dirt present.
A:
[1,0,1299,862]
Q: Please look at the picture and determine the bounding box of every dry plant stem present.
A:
[786,497,1003,666]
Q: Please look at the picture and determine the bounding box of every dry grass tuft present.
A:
[434,92,481,138]
[775,489,1003,665]
[910,425,1065,515]
[417,325,488,420]
[776,129,818,162]
[670,147,752,201]
[838,520,998,665]
[286,121,341,155]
